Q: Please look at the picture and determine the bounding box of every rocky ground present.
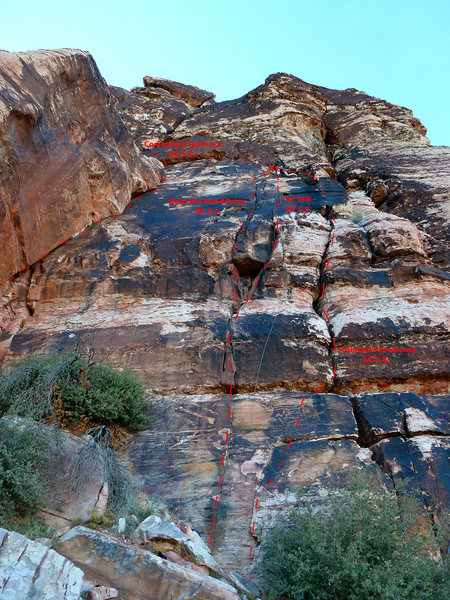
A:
[0,49,448,598]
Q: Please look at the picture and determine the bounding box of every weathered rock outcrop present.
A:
[0,528,84,599]
[55,526,239,600]
[0,49,163,286]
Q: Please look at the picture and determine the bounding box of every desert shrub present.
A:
[0,348,153,431]
[84,508,115,530]
[0,419,54,537]
[121,493,168,523]
[260,474,449,600]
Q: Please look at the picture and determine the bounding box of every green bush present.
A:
[0,419,54,537]
[259,475,449,600]
[0,349,152,431]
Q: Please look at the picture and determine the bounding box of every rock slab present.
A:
[55,526,239,600]
[0,528,83,599]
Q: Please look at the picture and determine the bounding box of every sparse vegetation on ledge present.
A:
[0,344,155,538]
[0,343,154,433]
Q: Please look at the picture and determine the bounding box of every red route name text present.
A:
[144,140,222,148]
[283,196,312,202]
[339,346,416,354]
[169,198,245,205]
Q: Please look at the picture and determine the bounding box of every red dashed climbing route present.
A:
[203,164,338,558]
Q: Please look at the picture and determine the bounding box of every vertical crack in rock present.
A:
[313,202,337,390]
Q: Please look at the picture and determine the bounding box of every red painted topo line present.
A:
[321,186,327,198]
[313,384,325,390]
[249,209,254,218]
[266,478,273,488]
[278,459,284,469]
[252,522,255,535]
[300,395,305,407]
[231,243,237,254]
[215,495,219,505]
[323,309,331,323]
[249,546,253,558]
[234,311,239,321]
[295,416,301,427]
[255,499,259,509]
[1,174,169,288]
[325,258,330,270]
[287,438,293,449]
[234,288,239,301]
[229,406,232,418]
[322,282,325,298]
[218,474,222,487]
[212,516,215,528]
[333,364,336,378]
[222,454,225,465]
[330,210,335,222]
[210,535,213,544]
[227,332,231,346]
[263,258,272,270]
[226,431,229,443]
[333,336,336,352]
[306,172,318,180]
[331,231,335,247]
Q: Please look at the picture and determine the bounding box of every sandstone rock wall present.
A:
[0,49,163,286]
[0,62,448,581]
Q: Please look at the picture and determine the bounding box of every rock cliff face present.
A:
[0,55,449,587]
[0,49,163,287]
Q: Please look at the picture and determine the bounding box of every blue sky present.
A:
[2,0,449,145]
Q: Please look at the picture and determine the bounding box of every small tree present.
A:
[259,474,449,600]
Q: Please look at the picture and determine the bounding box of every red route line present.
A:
[211,179,266,547]
[216,167,336,555]
[1,174,167,288]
